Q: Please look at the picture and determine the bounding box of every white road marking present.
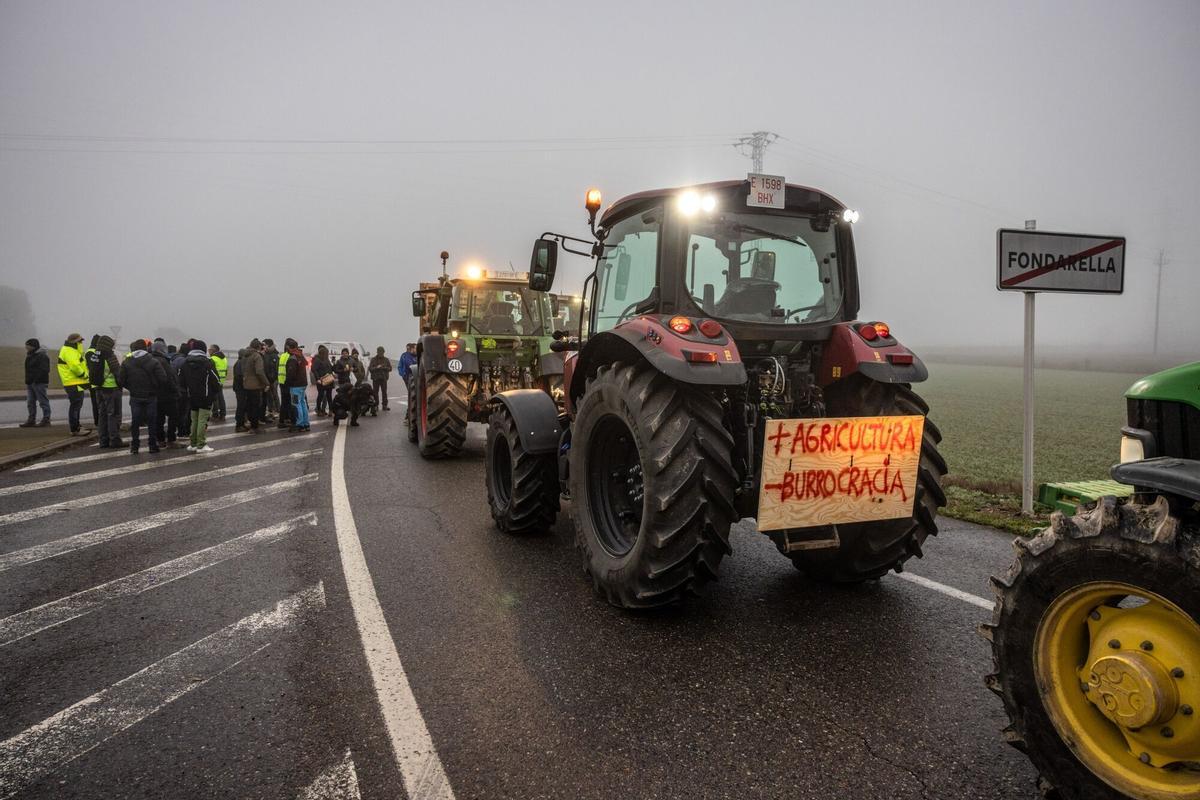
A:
[0,475,317,572]
[0,514,317,647]
[330,424,455,799]
[18,428,295,472]
[0,438,303,497]
[897,572,993,610]
[297,749,361,800]
[0,584,325,799]
[0,448,322,528]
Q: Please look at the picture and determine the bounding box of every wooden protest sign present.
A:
[756,415,925,531]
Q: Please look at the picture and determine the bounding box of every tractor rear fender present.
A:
[538,351,565,377]
[818,321,929,386]
[568,321,747,403]
[418,335,480,376]
[490,389,562,455]
[1110,456,1200,504]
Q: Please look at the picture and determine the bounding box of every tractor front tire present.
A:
[569,361,738,609]
[415,364,469,459]
[485,405,559,534]
[983,496,1200,800]
[782,374,947,582]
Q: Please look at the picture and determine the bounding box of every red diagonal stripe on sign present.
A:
[1001,238,1123,287]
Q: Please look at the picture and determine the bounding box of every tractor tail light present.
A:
[683,350,718,363]
[445,340,461,357]
[698,319,722,338]
[888,353,914,365]
[668,316,693,334]
[857,324,878,341]
[874,322,891,338]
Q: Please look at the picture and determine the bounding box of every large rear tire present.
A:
[415,364,469,459]
[569,361,738,609]
[983,496,1200,800]
[782,374,947,582]
[485,405,559,533]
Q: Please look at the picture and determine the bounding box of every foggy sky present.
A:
[2,0,1197,362]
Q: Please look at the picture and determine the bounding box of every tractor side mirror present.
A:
[529,239,558,292]
[613,253,631,301]
[702,283,715,313]
[411,293,427,318]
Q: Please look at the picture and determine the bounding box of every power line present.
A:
[0,131,735,146]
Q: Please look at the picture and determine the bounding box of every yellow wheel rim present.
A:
[1036,581,1200,800]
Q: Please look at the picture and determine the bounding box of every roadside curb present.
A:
[0,431,97,472]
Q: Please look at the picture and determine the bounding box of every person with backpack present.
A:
[90,335,124,448]
[150,340,181,446]
[119,339,170,454]
[21,338,51,428]
[179,339,221,453]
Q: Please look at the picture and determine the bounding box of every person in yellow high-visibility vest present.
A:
[56,333,90,434]
[208,344,229,421]
[276,342,293,428]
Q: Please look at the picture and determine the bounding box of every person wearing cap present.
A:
[283,339,310,432]
[57,333,90,434]
[208,343,229,422]
[21,338,51,428]
[149,340,181,446]
[179,339,221,453]
[368,346,391,414]
[119,339,169,454]
[90,335,124,448]
[238,338,268,431]
[349,348,367,385]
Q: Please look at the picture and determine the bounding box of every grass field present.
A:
[920,362,1143,534]
[0,345,64,392]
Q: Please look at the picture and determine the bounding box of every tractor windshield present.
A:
[683,212,842,324]
[454,283,552,336]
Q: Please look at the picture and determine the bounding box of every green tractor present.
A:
[408,258,563,458]
[986,361,1200,800]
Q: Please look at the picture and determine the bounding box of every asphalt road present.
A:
[0,395,1041,799]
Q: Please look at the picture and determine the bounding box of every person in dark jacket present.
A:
[310,345,334,417]
[179,339,222,453]
[240,338,268,429]
[86,334,101,427]
[262,339,281,419]
[21,338,51,427]
[334,348,353,386]
[367,346,391,414]
[283,339,310,432]
[172,342,191,439]
[150,340,181,446]
[91,335,124,448]
[349,349,367,385]
[119,339,169,454]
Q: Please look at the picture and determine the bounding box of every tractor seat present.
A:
[714,277,781,319]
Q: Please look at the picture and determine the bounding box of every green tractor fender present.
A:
[417,334,480,376]
[1111,456,1200,504]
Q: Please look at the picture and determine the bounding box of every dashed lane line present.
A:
[297,749,361,800]
[0,474,318,572]
[18,427,296,472]
[330,424,455,799]
[896,572,993,610]
[0,583,326,799]
[0,437,305,497]
[0,514,318,647]
[0,448,322,528]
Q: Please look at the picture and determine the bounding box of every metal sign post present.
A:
[996,223,1126,515]
[1021,221,1036,515]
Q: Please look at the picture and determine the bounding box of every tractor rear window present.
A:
[683,212,842,324]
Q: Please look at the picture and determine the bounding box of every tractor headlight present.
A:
[1119,435,1144,464]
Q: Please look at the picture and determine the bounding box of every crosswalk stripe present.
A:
[0,449,323,528]
[0,584,325,799]
[297,749,361,800]
[0,437,310,497]
[19,428,294,472]
[0,514,318,647]
[0,475,318,572]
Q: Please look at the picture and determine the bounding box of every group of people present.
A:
[22,334,417,456]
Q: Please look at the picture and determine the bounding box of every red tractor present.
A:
[484,180,947,608]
